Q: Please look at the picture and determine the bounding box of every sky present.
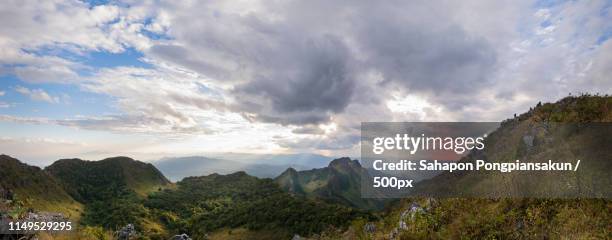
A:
[0,0,610,165]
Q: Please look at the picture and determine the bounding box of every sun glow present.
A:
[386,94,440,119]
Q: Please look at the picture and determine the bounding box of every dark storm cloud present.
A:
[291,125,325,135]
[234,36,355,125]
[349,5,497,109]
[243,111,331,126]
[361,25,496,92]
[146,0,500,125]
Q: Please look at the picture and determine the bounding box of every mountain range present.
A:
[0,154,371,239]
[1,95,610,239]
[153,153,332,181]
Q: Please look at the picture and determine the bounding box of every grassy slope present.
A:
[145,171,369,239]
[350,95,612,239]
[45,156,171,202]
[413,96,612,197]
[207,227,291,240]
[44,156,173,238]
[0,154,82,219]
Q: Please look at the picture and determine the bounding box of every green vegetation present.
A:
[354,95,612,239]
[8,156,368,239]
[355,198,611,239]
[145,171,370,239]
[528,94,612,122]
[2,95,610,239]
[275,157,387,210]
[0,155,82,219]
[45,156,171,202]
[80,191,147,230]
[412,96,612,198]
[45,157,172,238]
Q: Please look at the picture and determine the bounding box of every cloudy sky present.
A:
[0,0,610,165]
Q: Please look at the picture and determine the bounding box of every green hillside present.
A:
[347,95,612,239]
[45,156,171,202]
[412,95,612,198]
[0,155,82,219]
[2,156,370,239]
[1,95,609,239]
[44,156,173,237]
[276,157,387,210]
[145,171,370,239]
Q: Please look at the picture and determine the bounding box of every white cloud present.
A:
[0,102,13,108]
[0,90,5,96]
[15,86,59,103]
[79,66,229,134]
[0,0,155,83]
[0,1,147,53]
[0,0,610,156]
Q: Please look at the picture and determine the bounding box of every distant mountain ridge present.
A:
[1,154,372,238]
[275,157,387,210]
[154,153,332,180]
[154,156,295,181]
